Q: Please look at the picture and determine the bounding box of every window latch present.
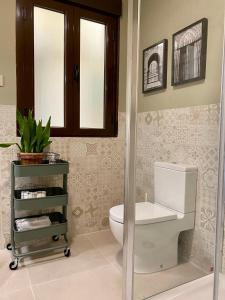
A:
[73,65,80,82]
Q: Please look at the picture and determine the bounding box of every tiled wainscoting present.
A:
[0,105,126,249]
[0,103,223,275]
[136,104,220,272]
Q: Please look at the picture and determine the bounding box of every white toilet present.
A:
[109,162,198,274]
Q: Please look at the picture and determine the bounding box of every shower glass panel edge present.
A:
[214,13,225,300]
[123,0,141,299]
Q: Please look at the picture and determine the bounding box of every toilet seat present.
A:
[109,202,177,225]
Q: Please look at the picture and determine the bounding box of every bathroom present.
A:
[0,0,225,299]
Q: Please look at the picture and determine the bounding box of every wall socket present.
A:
[0,75,4,87]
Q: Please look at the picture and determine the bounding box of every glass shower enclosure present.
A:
[123,0,225,299]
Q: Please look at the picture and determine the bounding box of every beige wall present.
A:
[0,0,16,105]
[0,0,127,112]
[139,0,225,112]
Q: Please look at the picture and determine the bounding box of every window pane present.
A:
[34,7,65,127]
[80,19,105,129]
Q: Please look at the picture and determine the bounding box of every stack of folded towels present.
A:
[16,216,51,232]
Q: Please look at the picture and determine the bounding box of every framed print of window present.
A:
[143,39,168,93]
[172,18,208,86]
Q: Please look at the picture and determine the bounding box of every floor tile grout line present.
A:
[30,263,118,289]
[85,234,114,262]
[188,260,209,275]
[73,229,112,240]
[0,251,17,289]
[84,232,123,272]
[29,268,95,288]
[84,231,118,248]
[0,288,33,298]
[0,265,33,298]
[27,260,108,288]
[25,244,111,287]
[26,265,36,300]
[96,246,122,271]
[109,259,123,274]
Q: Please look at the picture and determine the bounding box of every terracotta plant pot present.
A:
[18,153,44,165]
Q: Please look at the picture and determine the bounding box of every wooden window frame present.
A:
[16,0,119,137]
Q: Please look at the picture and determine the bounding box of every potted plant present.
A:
[0,110,52,165]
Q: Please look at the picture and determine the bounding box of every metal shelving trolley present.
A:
[7,160,70,270]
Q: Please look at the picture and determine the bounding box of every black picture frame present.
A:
[143,39,168,93]
[172,18,208,86]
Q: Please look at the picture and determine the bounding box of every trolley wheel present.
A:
[64,248,71,257]
[6,243,12,251]
[9,259,18,271]
[52,235,60,242]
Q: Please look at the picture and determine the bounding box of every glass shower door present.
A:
[123,0,225,299]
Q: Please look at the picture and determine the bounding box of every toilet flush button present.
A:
[0,75,4,87]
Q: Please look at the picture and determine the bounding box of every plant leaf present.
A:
[0,143,15,148]
[22,118,31,153]
[0,143,21,151]
[15,110,52,153]
[35,120,43,153]
[16,111,25,136]
[35,117,51,152]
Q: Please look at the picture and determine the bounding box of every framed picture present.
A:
[143,39,168,93]
[172,18,208,86]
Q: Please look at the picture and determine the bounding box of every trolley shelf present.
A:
[14,212,67,242]
[14,187,68,210]
[12,160,69,177]
[13,240,69,259]
[14,221,68,243]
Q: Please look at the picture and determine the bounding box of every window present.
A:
[16,0,119,137]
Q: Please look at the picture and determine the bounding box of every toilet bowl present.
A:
[109,162,198,274]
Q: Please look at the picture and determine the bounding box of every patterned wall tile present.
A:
[0,105,125,247]
[0,105,16,139]
[137,104,220,272]
[200,205,216,233]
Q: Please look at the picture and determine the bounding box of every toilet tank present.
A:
[154,162,198,213]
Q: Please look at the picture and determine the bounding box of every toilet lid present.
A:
[110,202,177,225]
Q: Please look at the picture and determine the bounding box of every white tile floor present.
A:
[0,230,209,300]
[0,230,122,300]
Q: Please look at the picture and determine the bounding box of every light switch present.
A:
[0,75,4,87]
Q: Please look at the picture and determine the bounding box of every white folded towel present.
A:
[16,216,51,232]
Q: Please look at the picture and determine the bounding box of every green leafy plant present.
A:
[0,111,52,153]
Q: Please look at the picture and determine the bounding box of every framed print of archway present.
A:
[143,39,168,93]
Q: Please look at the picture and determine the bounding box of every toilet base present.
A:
[134,260,178,274]
[134,237,178,274]
[110,217,182,274]
[134,225,179,274]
